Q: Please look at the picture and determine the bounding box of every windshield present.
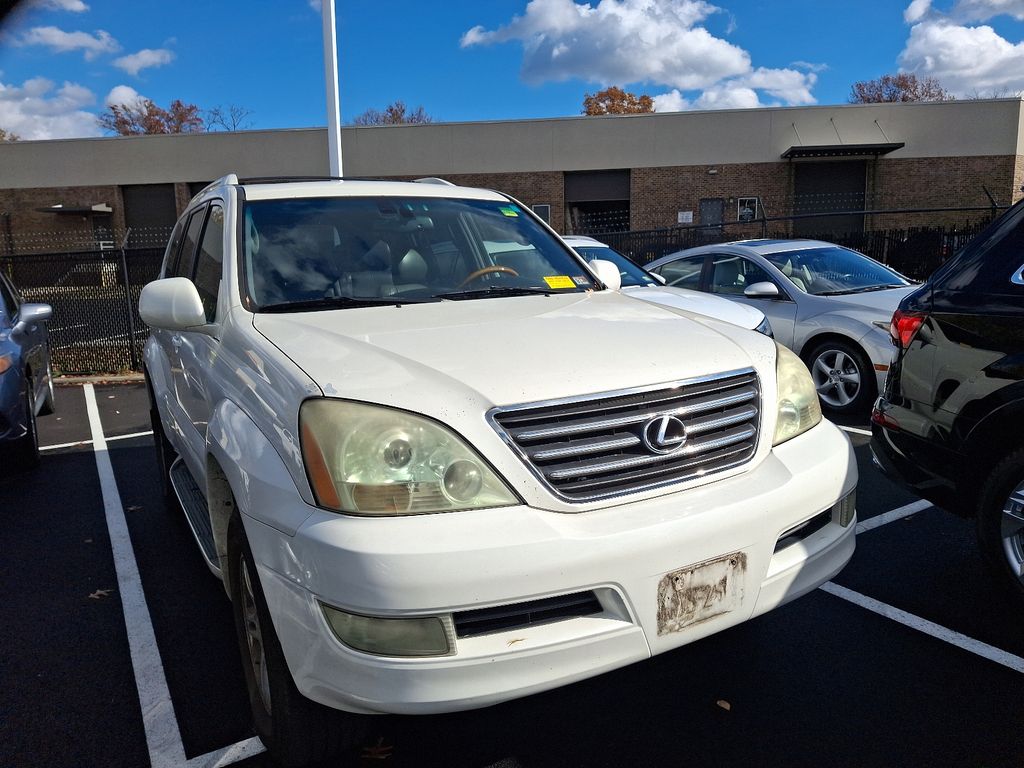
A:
[573,245,657,288]
[242,196,596,309]
[761,246,910,296]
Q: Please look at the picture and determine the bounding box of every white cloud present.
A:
[900,18,1024,93]
[15,26,119,60]
[308,0,321,11]
[113,48,175,76]
[463,0,817,109]
[898,1,1024,94]
[905,0,933,22]
[652,89,690,111]
[951,0,1024,20]
[105,84,147,107]
[0,76,100,139]
[694,84,761,109]
[28,0,90,11]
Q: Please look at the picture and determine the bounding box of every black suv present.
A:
[871,200,1024,600]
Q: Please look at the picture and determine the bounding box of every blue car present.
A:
[0,271,54,470]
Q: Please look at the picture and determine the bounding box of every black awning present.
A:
[781,142,905,160]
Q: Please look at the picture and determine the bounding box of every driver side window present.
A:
[709,255,772,296]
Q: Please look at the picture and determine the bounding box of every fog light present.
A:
[321,603,452,657]
[834,489,857,528]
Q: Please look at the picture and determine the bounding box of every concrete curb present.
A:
[56,373,146,386]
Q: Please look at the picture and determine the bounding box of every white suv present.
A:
[140,175,857,766]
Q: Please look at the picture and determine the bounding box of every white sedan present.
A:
[563,236,773,337]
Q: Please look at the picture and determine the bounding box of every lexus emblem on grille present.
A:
[642,415,688,455]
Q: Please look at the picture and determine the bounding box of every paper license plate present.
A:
[657,552,747,636]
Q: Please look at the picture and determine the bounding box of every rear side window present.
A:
[654,256,705,289]
[933,202,1024,295]
[162,218,186,278]
[193,204,224,322]
[175,206,207,280]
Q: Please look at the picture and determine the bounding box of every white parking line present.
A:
[838,425,872,437]
[84,384,187,768]
[856,498,932,534]
[820,582,1024,674]
[184,737,265,768]
[40,430,153,452]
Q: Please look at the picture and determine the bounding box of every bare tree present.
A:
[205,104,255,131]
[0,128,20,141]
[352,100,433,126]
[98,99,205,135]
[582,86,655,115]
[849,73,952,103]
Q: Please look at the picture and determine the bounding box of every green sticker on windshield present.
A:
[499,205,519,217]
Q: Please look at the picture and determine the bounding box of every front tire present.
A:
[227,515,365,767]
[805,339,875,416]
[9,384,40,472]
[976,449,1024,603]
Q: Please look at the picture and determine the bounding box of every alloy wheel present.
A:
[811,348,862,408]
[1001,481,1024,584]
[240,558,272,714]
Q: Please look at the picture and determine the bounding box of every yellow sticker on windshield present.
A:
[499,206,519,217]
[544,275,576,289]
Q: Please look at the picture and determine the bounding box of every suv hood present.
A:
[622,285,765,330]
[252,291,774,412]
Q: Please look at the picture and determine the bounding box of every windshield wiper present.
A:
[435,286,555,300]
[817,284,906,297]
[258,295,433,313]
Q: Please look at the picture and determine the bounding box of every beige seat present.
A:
[781,258,807,292]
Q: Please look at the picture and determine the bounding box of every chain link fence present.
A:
[1,246,164,374]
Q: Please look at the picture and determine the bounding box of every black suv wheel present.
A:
[976,450,1024,601]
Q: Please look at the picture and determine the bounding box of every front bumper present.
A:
[243,419,857,715]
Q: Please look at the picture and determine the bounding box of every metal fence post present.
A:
[119,232,140,370]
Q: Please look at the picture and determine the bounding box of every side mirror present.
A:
[589,259,622,291]
[743,281,780,298]
[140,277,207,331]
[16,303,52,327]
[11,303,52,338]
[649,272,667,285]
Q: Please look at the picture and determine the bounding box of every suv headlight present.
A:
[773,343,822,446]
[300,399,518,516]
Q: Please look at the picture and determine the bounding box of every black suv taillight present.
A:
[890,309,926,349]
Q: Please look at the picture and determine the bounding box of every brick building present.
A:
[1,98,1022,254]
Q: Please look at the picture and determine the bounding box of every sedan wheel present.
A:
[806,340,874,415]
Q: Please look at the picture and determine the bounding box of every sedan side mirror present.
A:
[589,259,622,291]
[140,277,207,331]
[11,303,52,339]
[649,272,667,285]
[16,303,53,327]
[743,281,780,298]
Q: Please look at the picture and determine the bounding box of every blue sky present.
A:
[1,0,1023,139]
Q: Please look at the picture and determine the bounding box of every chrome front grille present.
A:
[489,369,761,501]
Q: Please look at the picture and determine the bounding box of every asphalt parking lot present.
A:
[2,381,1023,768]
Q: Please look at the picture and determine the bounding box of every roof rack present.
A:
[196,173,239,196]
[413,177,456,186]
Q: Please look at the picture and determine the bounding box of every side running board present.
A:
[169,458,221,574]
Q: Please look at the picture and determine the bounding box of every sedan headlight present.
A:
[755,316,774,338]
[300,399,518,516]
[773,343,822,446]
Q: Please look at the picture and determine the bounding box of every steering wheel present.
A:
[457,265,520,288]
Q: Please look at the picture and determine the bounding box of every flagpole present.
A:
[322,0,343,177]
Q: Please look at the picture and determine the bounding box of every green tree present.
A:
[352,100,433,126]
[97,99,205,135]
[582,86,655,115]
[849,73,952,103]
